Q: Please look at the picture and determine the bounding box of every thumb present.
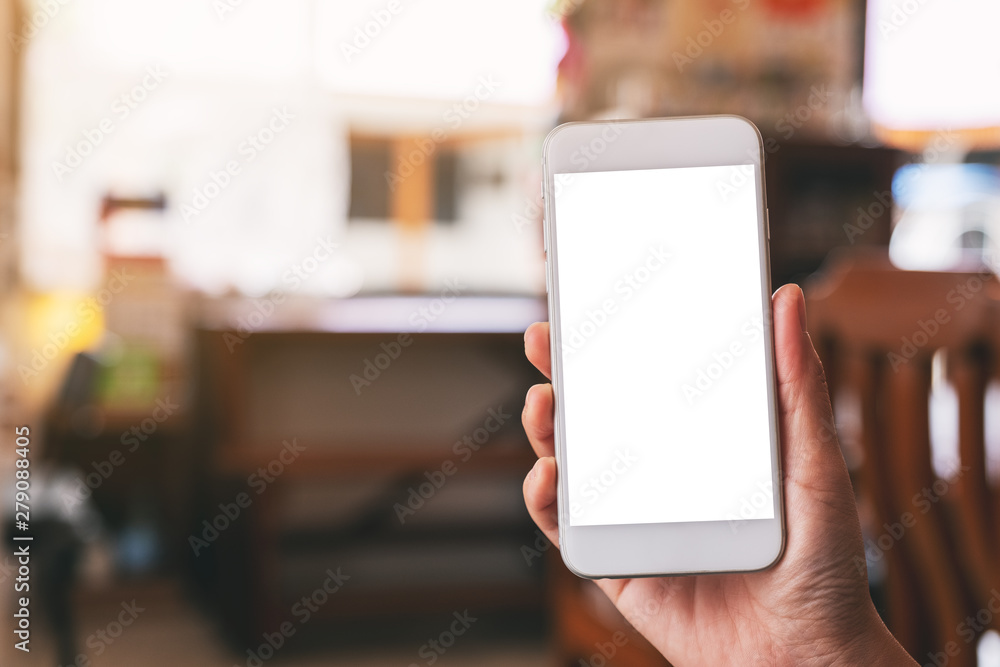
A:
[772,284,846,493]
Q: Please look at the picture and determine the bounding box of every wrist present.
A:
[825,611,918,667]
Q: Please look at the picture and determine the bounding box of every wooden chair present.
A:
[806,251,1000,666]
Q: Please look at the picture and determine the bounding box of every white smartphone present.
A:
[541,115,784,578]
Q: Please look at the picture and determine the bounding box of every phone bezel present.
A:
[541,115,785,578]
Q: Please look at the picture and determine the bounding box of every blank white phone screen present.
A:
[553,165,775,527]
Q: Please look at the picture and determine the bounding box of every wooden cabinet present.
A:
[188,298,550,646]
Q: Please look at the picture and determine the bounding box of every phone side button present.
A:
[765,208,770,240]
[544,256,550,294]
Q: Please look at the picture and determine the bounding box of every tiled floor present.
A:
[2,579,553,666]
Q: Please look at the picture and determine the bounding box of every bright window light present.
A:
[20,0,561,292]
[864,0,1000,130]
[315,0,563,105]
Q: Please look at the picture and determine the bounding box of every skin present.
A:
[521,284,918,666]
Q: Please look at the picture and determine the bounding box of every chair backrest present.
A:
[806,250,1000,666]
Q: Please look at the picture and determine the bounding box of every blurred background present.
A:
[0,0,999,665]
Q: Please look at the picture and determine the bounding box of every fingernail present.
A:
[527,384,541,408]
[794,284,807,332]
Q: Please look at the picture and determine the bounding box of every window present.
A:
[434,147,460,224]
[347,135,462,226]
[348,137,392,220]
[21,0,560,294]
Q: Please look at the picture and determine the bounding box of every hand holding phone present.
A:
[521,286,917,666]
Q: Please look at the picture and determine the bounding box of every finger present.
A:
[523,383,555,459]
[524,322,552,380]
[771,284,848,491]
[523,456,559,547]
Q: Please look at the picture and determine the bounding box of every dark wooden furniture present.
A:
[189,297,550,646]
[806,251,1000,665]
[764,141,901,286]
